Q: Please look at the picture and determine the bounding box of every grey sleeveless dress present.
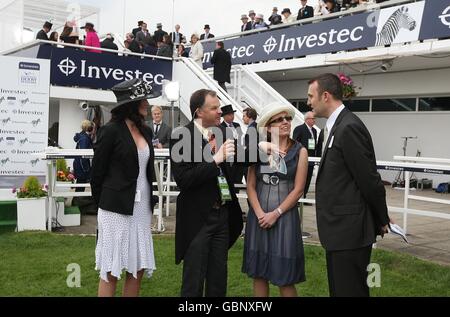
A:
[242,141,305,286]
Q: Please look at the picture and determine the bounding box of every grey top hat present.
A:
[111,78,160,112]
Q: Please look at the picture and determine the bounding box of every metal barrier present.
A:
[38,149,450,235]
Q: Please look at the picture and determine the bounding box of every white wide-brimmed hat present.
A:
[257,102,296,130]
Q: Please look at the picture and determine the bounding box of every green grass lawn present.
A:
[0,232,449,297]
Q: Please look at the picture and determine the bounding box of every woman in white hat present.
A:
[242,102,308,297]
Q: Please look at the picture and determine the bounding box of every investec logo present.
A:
[57,58,164,85]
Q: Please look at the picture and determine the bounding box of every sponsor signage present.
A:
[37,45,172,91]
[420,0,450,40]
[0,56,50,181]
[202,0,448,67]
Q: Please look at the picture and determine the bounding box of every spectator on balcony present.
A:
[211,41,232,92]
[49,32,59,42]
[132,20,144,37]
[157,34,174,58]
[321,0,341,15]
[200,24,214,40]
[254,14,268,29]
[101,33,119,54]
[125,33,142,54]
[248,10,257,29]
[189,33,204,67]
[297,0,314,20]
[177,43,189,57]
[170,24,186,49]
[136,22,155,47]
[269,7,282,26]
[36,21,52,40]
[82,22,101,53]
[60,22,80,45]
[73,120,94,192]
[154,23,168,44]
[144,40,158,56]
[281,8,297,24]
[240,14,252,32]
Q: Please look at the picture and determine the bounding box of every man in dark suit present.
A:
[297,0,314,20]
[147,105,171,148]
[240,14,252,32]
[132,21,144,37]
[170,89,243,297]
[154,23,168,44]
[293,111,322,199]
[36,21,52,40]
[211,41,232,92]
[220,105,244,185]
[307,73,391,297]
[200,25,214,40]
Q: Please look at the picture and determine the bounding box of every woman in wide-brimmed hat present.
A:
[242,102,309,297]
[91,78,160,297]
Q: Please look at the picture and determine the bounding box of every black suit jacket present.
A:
[90,121,155,216]
[297,5,314,20]
[211,48,232,83]
[316,108,389,251]
[170,122,244,264]
[244,121,257,150]
[220,121,242,141]
[293,123,321,158]
[241,22,252,32]
[200,33,215,40]
[36,29,49,41]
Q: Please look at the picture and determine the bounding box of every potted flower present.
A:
[337,73,359,100]
[13,176,48,231]
[56,159,75,183]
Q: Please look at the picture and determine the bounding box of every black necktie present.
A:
[154,124,160,135]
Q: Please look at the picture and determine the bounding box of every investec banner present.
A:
[37,45,172,91]
[203,0,450,67]
[0,56,50,179]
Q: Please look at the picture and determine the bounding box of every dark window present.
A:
[346,99,370,112]
[419,97,450,111]
[372,98,416,112]
[290,100,298,109]
[297,100,310,113]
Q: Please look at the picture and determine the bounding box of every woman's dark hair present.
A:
[110,101,146,130]
[60,26,73,40]
[49,32,59,41]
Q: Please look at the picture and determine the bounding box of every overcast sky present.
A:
[77,0,319,39]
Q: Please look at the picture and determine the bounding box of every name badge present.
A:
[217,176,232,202]
[308,138,315,150]
[135,190,141,202]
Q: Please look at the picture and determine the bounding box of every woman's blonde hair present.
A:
[81,120,93,132]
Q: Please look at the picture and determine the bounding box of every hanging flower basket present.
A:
[337,73,359,100]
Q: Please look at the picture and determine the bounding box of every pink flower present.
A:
[12,187,17,194]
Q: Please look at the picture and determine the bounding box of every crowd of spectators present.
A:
[36,0,392,58]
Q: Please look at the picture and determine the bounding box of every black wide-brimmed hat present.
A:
[111,78,160,113]
[221,104,236,116]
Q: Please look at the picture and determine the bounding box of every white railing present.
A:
[224,65,304,128]
[392,156,450,233]
[174,57,246,125]
[35,150,450,236]
[37,148,169,232]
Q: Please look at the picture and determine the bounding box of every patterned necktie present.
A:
[208,132,217,154]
